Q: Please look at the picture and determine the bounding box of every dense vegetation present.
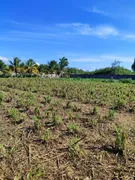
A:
[0,58,135,77]
[0,78,135,179]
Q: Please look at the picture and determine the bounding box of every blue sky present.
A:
[0,0,135,70]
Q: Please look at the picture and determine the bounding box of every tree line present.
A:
[0,57,71,76]
[1,57,135,77]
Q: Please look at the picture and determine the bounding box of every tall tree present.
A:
[25,59,39,74]
[38,64,49,74]
[48,60,59,74]
[9,57,21,75]
[0,60,6,73]
[131,58,135,72]
[59,57,69,71]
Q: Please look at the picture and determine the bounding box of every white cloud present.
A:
[122,34,135,40]
[87,7,108,16]
[0,56,9,62]
[58,23,119,38]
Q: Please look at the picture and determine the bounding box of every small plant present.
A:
[68,121,80,134]
[92,106,98,115]
[66,101,74,109]
[69,109,74,120]
[33,115,39,130]
[91,118,98,128]
[41,129,51,143]
[27,167,44,180]
[0,91,4,105]
[8,108,19,121]
[108,109,115,120]
[115,126,126,155]
[52,112,63,125]
[44,95,52,104]
[114,99,125,109]
[68,137,84,159]
[34,105,41,117]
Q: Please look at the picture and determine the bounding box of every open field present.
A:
[0,78,135,179]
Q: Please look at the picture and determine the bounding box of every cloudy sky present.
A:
[0,0,135,70]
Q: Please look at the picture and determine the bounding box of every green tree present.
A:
[0,60,6,73]
[9,57,21,75]
[38,64,49,74]
[131,59,135,72]
[48,60,59,74]
[59,57,69,71]
[25,59,39,74]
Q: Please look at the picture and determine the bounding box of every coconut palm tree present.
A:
[9,57,21,75]
[0,60,6,73]
[25,59,39,75]
[48,60,59,74]
[59,57,69,71]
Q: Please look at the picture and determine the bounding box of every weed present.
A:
[44,95,52,104]
[8,108,19,121]
[68,137,84,159]
[0,91,4,105]
[108,109,115,120]
[41,129,51,143]
[33,115,40,130]
[115,126,126,155]
[68,121,80,134]
[92,106,98,115]
[52,112,63,125]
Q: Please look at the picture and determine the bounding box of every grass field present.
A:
[0,78,135,179]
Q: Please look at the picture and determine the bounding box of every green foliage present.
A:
[115,126,126,155]
[0,91,4,105]
[8,108,19,121]
[108,109,115,120]
[119,78,133,83]
[68,121,80,134]
[92,106,98,115]
[44,95,52,104]
[41,129,51,143]
[68,137,84,159]
[90,66,133,75]
[33,115,39,130]
[52,112,63,125]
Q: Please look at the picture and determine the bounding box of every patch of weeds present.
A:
[44,95,52,104]
[114,99,126,110]
[0,91,4,105]
[68,137,84,159]
[66,101,74,109]
[41,129,51,143]
[115,126,127,155]
[108,109,115,120]
[52,112,63,125]
[27,167,45,180]
[91,118,98,128]
[92,106,98,115]
[33,115,40,130]
[68,109,75,120]
[68,121,80,134]
[8,108,19,122]
[34,105,41,117]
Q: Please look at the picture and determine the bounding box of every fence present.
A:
[70,74,135,80]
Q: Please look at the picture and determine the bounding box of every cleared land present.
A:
[0,78,135,179]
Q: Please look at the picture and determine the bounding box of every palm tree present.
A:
[59,57,69,71]
[25,59,39,75]
[0,60,6,73]
[9,57,21,75]
[48,60,59,74]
